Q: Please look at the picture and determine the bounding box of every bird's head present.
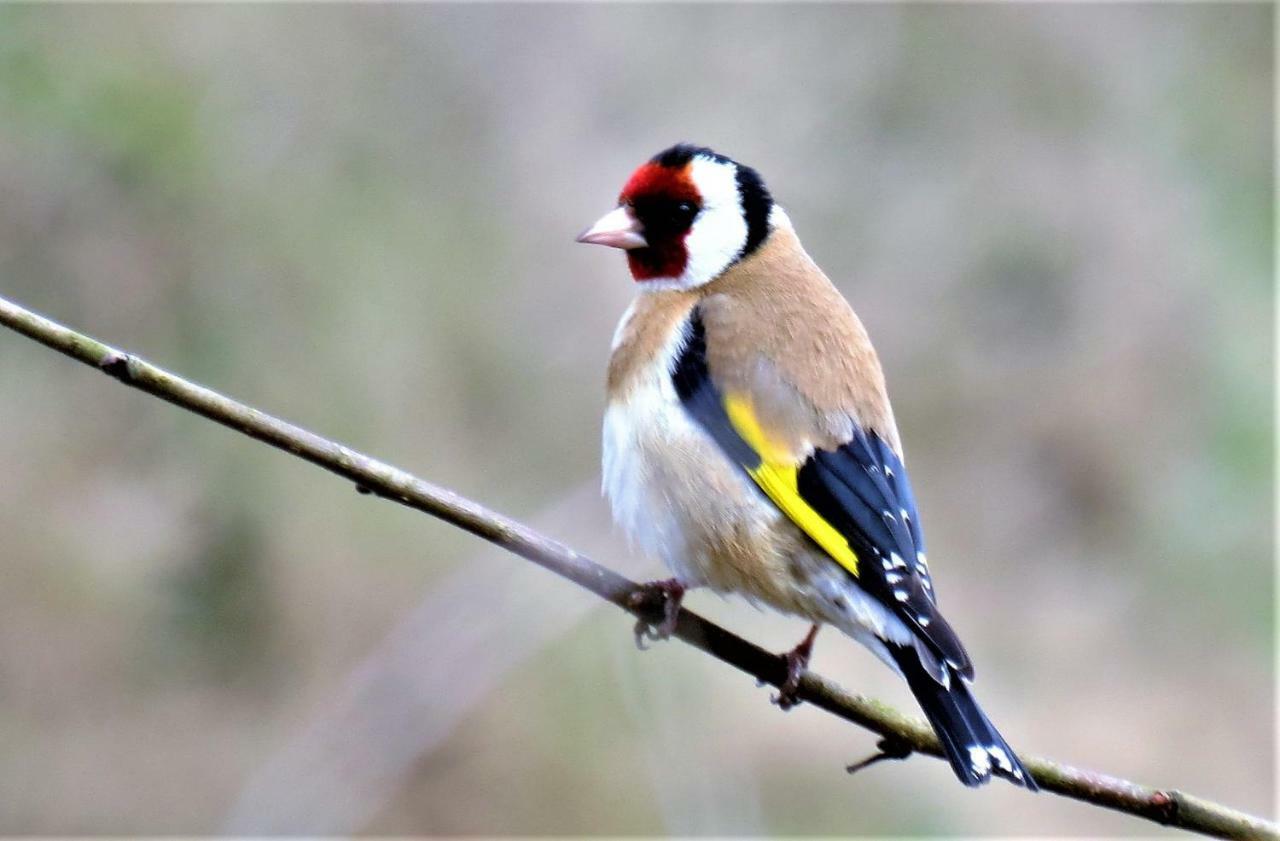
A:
[577,144,775,291]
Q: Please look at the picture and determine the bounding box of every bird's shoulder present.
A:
[698,223,899,452]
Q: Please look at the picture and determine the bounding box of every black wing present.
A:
[674,308,973,680]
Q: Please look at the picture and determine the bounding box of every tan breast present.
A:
[606,289,699,400]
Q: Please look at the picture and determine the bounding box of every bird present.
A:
[576,143,1037,790]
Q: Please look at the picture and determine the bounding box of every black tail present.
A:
[890,646,1037,790]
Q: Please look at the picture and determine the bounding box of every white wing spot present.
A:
[889,552,907,569]
[893,590,909,602]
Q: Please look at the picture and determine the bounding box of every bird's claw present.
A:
[772,624,820,710]
[627,578,685,650]
[772,648,809,710]
[632,619,660,650]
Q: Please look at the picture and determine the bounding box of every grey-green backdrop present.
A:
[0,3,1272,835]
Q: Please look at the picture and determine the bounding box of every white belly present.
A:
[602,373,779,588]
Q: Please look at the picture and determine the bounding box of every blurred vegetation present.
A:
[0,4,1272,835]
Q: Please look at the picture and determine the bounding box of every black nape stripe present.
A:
[734,163,772,259]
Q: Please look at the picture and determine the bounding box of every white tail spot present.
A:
[988,746,1014,773]
[968,747,993,776]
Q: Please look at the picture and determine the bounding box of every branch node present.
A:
[98,351,132,383]
[846,736,914,777]
[1150,790,1180,825]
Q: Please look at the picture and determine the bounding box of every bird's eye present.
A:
[675,202,699,223]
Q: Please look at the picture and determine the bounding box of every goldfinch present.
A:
[577,144,1036,790]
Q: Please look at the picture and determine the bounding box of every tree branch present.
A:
[1,293,1274,840]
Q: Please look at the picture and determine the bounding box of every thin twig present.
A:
[1,293,1274,841]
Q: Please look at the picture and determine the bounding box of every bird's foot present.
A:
[772,624,820,710]
[627,578,686,650]
[845,737,914,776]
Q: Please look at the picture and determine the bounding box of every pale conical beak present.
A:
[576,205,647,250]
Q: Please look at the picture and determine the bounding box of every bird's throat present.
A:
[627,240,689,282]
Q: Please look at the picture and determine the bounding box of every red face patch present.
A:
[618,163,702,281]
[619,163,700,207]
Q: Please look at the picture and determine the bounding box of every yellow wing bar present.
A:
[723,394,860,578]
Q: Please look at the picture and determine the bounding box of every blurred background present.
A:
[0,4,1273,836]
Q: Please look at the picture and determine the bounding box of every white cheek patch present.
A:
[681,158,749,287]
[641,157,749,292]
